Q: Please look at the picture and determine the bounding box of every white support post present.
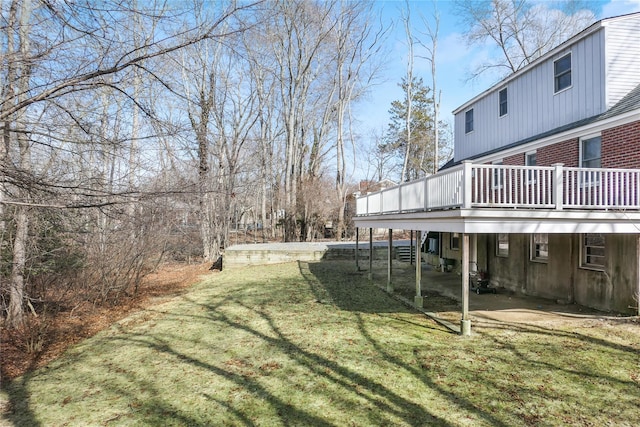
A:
[552,163,564,211]
[355,227,360,271]
[462,161,473,209]
[461,233,471,336]
[368,228,373,281]
[637,236,640,316]
[387,229,393,292]
[414,230,423,308]
[410,230,414,265]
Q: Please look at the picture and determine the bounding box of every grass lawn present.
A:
[2,260,639,426]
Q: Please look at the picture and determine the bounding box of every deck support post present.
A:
[637,236,640,316]
[461,233,471,336]
[368,228,373,281]
[387,229,393,292]
[414,230,423,308]
[355,227,360,271]
[410,230,414,265]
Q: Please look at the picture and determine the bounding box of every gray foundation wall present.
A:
[483,233,638,314]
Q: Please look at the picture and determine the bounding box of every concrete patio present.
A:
[225,241,616,330]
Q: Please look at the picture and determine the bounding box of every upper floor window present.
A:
[581,135,601,168]
[499,88,508,117]
[465,109,474,133]
[554,53,572,93]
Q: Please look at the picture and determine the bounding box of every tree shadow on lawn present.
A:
[181,296,453,426]
[302,259,640,425]
[301,260,429,315]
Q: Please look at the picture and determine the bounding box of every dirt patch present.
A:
[1,263,212,383]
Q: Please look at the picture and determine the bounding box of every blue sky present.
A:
[353,0,640,174]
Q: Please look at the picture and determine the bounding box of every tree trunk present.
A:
[7,206,28,327]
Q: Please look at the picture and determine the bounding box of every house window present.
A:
[526,151,537,182]
[530,233,548,261]
[465,109,474,133]
[496,233,509,257]
[493,160,503,189]
[450,233,460,250]
[554,53,571,93]
[499,88,508,117]
[580,135,602,187]
[581,233,605,269]
[580,135,601,168]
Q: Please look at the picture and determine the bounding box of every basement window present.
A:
[496,233,509,257]
[450,233,460,250]
[581,233,605,270]
[530,233,548,262]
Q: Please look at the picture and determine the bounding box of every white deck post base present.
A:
[460,319,471,336]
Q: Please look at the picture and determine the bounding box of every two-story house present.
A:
[354,12,640,332]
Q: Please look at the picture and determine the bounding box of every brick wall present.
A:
[478,119,640,168]
[537,138,579,167]
[503,153,524,166]
[602,120,640,168]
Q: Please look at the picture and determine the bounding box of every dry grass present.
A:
[1,260,639,426]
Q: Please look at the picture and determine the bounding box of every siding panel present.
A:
[455,30,607,162]
[605,18,640,107]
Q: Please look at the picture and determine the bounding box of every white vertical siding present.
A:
[454,30,607,162]
[605,18,640,108]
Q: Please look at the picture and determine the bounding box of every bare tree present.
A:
[400,0,414,183]
[0,0,258,327]
[418,3,441,173]
[270,0,338,241]
[454,0,595,78]
[331,0,385,239]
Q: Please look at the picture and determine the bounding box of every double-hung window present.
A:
[580,135,601,186]
[499,88,508,117]
[526,151,537,183]
[465,109,474,133]
[492,160,503,189]
[554,53,572,93]
[581,136,601,168]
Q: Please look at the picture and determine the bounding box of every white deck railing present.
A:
[356,162,640,215]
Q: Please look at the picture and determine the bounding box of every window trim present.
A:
[499,87,508,117]
[465,108,474,134]
[530,233,549,263]
[580,233,605,271]
[554,52,572,94]
[496,233,509,257]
